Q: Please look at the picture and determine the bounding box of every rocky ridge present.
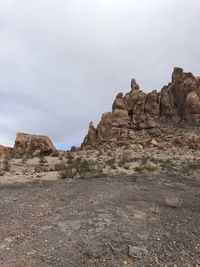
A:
[82,67,200,146]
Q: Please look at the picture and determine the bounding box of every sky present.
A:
[0,0,200,149]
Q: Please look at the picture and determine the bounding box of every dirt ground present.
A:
[0,173,200,267]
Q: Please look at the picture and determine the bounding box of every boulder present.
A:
[13,132,56,157]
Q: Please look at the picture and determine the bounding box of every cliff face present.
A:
[82,67,200,146]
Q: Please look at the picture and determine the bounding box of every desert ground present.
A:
[0,151,200,267]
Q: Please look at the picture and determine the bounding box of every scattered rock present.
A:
[151,139,159,147]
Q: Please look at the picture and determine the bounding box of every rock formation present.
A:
[82,67,200,146]
[0,145,12,155]
[13,132,56,157]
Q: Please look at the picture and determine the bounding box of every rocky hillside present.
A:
[82,67,200,146]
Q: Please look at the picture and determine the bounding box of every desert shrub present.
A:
[165,194,182,208]
[134,163,158,173]
[106,158,116,166]
[58,158,93,179]
[54,162,66,171]
[73,158,91,176]
[35,165,49,173]
[65,152,74,163]
[21,156,28,164]
[118,156,127,167]
[107,151,112,157]
[39,155,47,165]
[3,155,11,172]
[0,169,5,176]
[59,165,75,179]
[106,158,117,170]
[51,151,59,157]
[182,160,200,173]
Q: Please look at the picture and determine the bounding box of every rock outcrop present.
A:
[0,145,12,155]
[82,67,200,146]
[13,133,56,157]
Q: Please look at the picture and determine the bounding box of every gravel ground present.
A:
[0,174,200,267]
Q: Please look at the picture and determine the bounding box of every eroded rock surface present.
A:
[0,145,12,155]
[13,132,56,157]
[82,67,200,146]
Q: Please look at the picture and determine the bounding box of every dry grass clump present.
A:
[182,160,200,173]
[134,163,158,173]
[165,193,182,208]
[106,158,117,169]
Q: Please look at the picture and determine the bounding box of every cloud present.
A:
[0,0,200,147]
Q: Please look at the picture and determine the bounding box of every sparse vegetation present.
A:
[58,158,93,179]
[0,169,5,176]
[165,194,182,208]
[118,155,132,167]
[39,155,47,165]
[106,158,116,169]
[182,160,200,173]
[54,162,66,171]
[134,163,158,173]
[21,156,28,164]
[3,155,11,172]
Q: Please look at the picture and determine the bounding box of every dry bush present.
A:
[106,158,117,169]
[58,158,93,179]
[134,163,158,173]
[3,155,11,172]
[0,169,5,176]
[150,203,160,214]
[165,193,182,208]
[39,155,47,165]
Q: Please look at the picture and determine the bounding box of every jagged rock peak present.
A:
[131,78,139,91]
[82,67,200,146]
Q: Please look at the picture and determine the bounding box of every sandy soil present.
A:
[0,173,199,267]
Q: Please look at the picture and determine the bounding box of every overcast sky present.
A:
[0,0,199,148]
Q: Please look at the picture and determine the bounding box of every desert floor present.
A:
[0,173,199,267]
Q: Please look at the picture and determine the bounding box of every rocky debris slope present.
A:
[13,132,56,157]
[82,67,200,146]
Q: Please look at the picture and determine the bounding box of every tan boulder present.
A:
[13,132,56,157]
